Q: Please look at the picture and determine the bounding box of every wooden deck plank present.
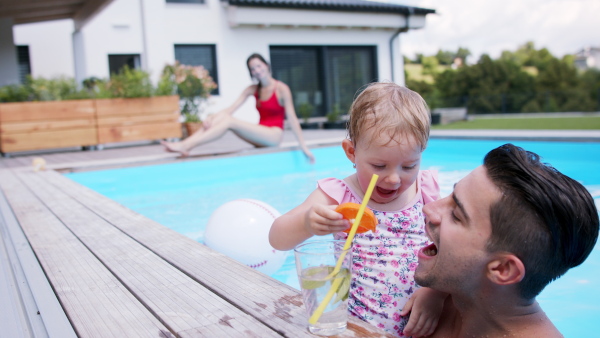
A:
[0,169,170,337]
[16,169,282,337]
[46,167,394,337]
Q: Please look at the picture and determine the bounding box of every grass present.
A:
[404,64,452,84]
[432,117,600,130]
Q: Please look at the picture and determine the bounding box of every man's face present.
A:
[415,165,503,293]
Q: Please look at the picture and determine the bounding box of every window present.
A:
[108,54,140,76]
[174,44,219,95]
[166,0,203,3]
[270,46,377,117]
[16,45,31,84]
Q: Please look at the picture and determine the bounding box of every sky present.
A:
[384,0,600,63]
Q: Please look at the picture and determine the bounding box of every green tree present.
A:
[422,56,440,76]
[435,50,455,65]
[434,55,534,113]
[414,53,424,64]
[455,47,471,64]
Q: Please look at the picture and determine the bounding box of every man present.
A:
[413,143,599,337]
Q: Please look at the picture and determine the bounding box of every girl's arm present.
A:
[279,82,315,163]
[269,188,349,251]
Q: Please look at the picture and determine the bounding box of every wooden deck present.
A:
[3,128,598,337]
[0,129,397,337]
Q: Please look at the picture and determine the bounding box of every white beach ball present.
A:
[204,199,288,275]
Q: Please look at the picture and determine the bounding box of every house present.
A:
[574,46,600,71]
[2,0,435,121]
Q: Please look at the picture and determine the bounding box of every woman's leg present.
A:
[162,115,282,156]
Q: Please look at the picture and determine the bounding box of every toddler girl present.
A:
[269,82,446,337]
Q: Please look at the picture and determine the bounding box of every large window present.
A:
[16,45,31,84]
[108,54,140,76]
[270,46,377,117]
[174,44,219,95]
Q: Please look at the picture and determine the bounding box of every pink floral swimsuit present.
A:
[318,170,440,337]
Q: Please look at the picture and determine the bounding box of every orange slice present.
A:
[335,202,377,234]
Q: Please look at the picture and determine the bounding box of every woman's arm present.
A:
[203,85,255,128]
[278,82,315,163]
[222,85,256,116]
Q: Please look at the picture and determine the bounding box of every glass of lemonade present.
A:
[294,240,352,336]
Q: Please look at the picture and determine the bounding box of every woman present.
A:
[162,53,315,163]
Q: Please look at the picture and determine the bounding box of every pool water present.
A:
[66,139,600,336]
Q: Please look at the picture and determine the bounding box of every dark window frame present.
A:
[108,54,141,76]
[174,44,219,95]
[270,45,378,117]
[16,45,31,84]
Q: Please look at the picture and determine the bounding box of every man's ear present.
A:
[486,254,525,285]
[342,139,356,164]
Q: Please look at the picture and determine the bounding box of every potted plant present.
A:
[158,62,217,137]
[297,102,320,129]
[323,104,346,129]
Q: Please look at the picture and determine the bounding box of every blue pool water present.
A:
[66,139,600,336]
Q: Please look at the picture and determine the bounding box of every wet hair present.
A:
[246,53,270,91]
[483,143,599,299]
[346,82,430,150]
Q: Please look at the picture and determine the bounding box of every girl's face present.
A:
[247,58,270,82]
[343,128,423,206]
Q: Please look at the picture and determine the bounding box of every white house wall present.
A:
[11,0,423,123]
[13,19,75,79]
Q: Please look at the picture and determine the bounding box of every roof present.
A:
[225,0,436,15]
[0,0,114,26]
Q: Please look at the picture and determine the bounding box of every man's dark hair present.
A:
[483,143,599,299]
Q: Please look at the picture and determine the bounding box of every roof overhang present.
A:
[223,0,434,30]
[0,0,114,29]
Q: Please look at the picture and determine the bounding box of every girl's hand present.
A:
[400,287,447,337]
[304,204,350,236]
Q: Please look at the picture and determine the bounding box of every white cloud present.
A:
[380,0,600,61]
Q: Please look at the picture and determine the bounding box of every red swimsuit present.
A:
[254,81,285,129]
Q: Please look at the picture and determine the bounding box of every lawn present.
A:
[433,117,600,130]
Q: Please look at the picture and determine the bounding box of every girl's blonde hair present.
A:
[347,82,431,150]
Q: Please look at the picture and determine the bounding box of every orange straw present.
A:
[308,174,379,325]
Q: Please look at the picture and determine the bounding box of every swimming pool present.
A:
[66,139,600,336]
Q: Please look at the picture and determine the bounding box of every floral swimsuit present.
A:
[318,170,440,337]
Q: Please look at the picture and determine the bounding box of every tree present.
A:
[434,54,534,113]
[435,50,455,65]
[455,47,471,64]
[422,56,440,76]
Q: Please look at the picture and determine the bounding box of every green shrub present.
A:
[95,66,154,98]
[0,84,30,102]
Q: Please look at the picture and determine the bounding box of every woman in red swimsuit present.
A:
[162,53,315,163]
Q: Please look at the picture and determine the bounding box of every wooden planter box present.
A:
[0,95,182,154]
[0,99,98,153]
[95,96,181,144]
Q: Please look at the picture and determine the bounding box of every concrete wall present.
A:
[0,18,19,86]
